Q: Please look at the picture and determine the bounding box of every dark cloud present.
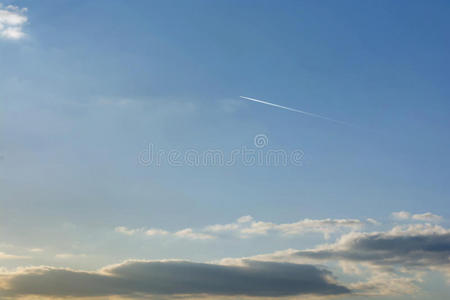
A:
[1,260,350,298]
[295,226,450,269]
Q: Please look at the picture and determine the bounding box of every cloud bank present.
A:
[3,211,448,298]
[0,260,350,299]
[244,223,450,296]
[294,224,450,270]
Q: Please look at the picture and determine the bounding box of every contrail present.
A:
[239,96,349,126]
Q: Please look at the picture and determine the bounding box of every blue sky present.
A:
[1,0,450,299]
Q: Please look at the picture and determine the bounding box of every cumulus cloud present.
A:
[222,224,450,295]
[5,212,450,298]
[0,260,350,298]
[245,224,450,295]
[110,213,450,296]
[288,224,450,270]
[0,4,27,40]
[392,211,443,223]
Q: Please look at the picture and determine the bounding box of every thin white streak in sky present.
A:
[239,96,350,126]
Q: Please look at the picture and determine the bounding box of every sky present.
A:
[1,0,450,299]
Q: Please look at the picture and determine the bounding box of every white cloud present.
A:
[145,228,169,236]
[28,248,44,253]
[392,211,411,220]
[392,211,443,223]
[349,271,421,296]
[204,222,240,233]
[114,226,143,236]
[366,218,381,225]
[412,212,443,222]
[116,226,213,240]
[240,221,275,236]
[116,215,369,241]
[114,212,442,243]
[205,216,366,239]
[0,252,29,260]
[0,4,27,40]
[55,253,87,259]
[174,228,215,240]
[275,218,364,239]
[237,215,253,223]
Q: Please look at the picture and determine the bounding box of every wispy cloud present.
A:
[28,248,44,253]
[116,215,372,240]
[115,226,214,240]
[114,226,143,236]
[412,212,443,222]
[173,228,215,240]
[0,252,29,260]
[392,211,443,222]
[206,216,367,239]
[145,228,169,236]
[55,253,87,260]
[0,4,28,40]
[205,216,369,239]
